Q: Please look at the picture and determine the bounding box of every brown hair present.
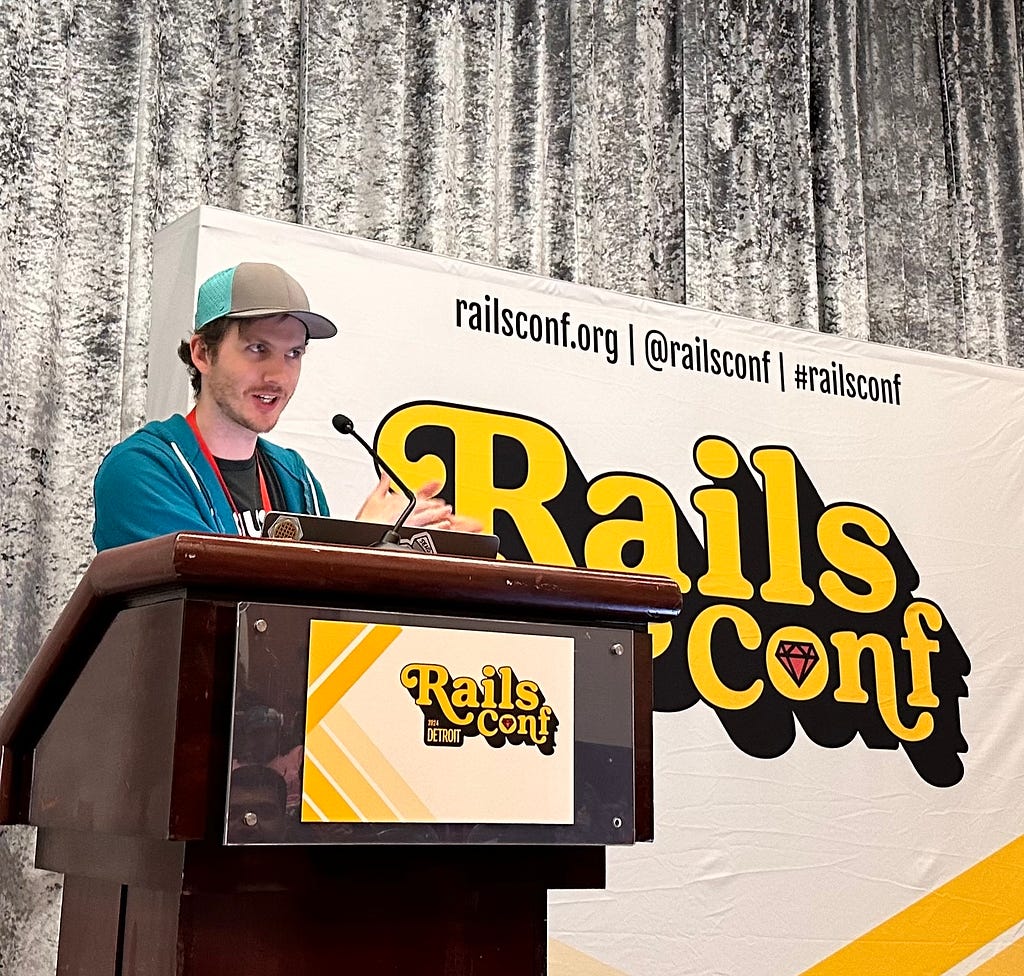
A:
[177,317,233,397]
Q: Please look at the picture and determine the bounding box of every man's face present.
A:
[193,315,308,435]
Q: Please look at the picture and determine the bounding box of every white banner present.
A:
[152,207,1024,976]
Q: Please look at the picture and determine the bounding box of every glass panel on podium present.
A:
[226,602,641,846]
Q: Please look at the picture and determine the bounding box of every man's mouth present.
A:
[253,392,282,404]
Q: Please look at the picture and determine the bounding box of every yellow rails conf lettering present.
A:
[378,402,969,787]
[401,663,559,755]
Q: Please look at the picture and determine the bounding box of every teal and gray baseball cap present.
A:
[194,263,338,338]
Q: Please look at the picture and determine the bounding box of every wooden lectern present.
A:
[0,533,680,975]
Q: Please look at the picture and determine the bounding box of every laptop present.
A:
[262,511,500,559]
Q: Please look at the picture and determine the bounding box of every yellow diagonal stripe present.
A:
[549,940,628,975]
[301,755,359,822]
[306,724,398,822]
[801,835,1024,976]
[305,623,402,729]
[307,619,366,685]
[320,702,433,822]
[967,935,1024,975]
[301,798,324,822]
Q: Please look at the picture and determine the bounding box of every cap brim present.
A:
[227,307,338,339]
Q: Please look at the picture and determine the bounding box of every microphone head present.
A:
[332,414,355,435]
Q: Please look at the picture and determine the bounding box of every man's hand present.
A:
[355,474,482,532]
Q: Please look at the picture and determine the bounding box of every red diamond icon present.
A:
[775,641,819,687]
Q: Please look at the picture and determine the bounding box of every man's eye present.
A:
[288,348,305,359]
[248,344,266,354]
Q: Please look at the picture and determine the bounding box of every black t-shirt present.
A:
[216,446,286,537]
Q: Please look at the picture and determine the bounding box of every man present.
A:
[93,262,456,552]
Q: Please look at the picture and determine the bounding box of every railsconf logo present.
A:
[401,663,559,754]
[377,401,971,788]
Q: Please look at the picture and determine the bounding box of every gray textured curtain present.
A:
[1,0,1022,970]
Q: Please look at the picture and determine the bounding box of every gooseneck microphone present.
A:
[332,413,418,548]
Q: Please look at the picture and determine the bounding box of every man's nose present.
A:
[261,357,290,385]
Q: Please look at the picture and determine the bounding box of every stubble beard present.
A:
[205,373,287,436]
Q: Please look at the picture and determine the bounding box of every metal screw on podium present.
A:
[243,812,258,827]
[254,619,268,633]
[610,642,624,656]
[612,817,623,829]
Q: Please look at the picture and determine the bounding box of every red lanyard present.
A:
[186,409,271,515]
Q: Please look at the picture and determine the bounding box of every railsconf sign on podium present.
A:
[151,208,1024,976]
[300,621,574,825]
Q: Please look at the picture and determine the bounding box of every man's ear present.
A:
[190,333,212,374]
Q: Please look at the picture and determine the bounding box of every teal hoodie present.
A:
[92,414,329,552]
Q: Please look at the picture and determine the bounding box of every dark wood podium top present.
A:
[0,532,680,823]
